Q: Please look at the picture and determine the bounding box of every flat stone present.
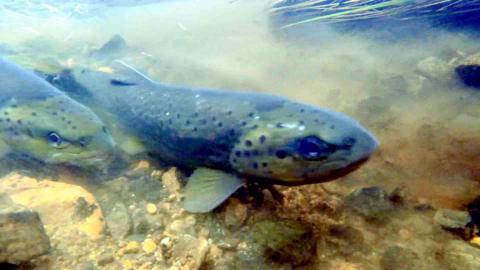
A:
[0,193,50,264]
[345,187,396,222]
[105,202,132,240]
[0,173,106,240]
[380,245,424,270]
[444,240,480,270]
[434,209,473,239]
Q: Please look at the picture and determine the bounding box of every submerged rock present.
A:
[455,65,480,88]
[0,173,106,239]
[345,187,396,222]
[416,56,451,81]
[380,245,425,270]
[444,240,480,270]
[0,193,50,264]
[249,219,315,267]
[434,209,474,239]
[104,202,133,240]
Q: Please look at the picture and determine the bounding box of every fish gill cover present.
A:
[271,0,480,30]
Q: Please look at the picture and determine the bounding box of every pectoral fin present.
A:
[183,168,245,213]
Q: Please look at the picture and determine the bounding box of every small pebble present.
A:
[160,237,171,247]
[143,238,157,254]
[146,203,157,215]
[119,241,140,255]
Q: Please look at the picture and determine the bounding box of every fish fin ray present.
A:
[112,59,158,85]
[182,168,244,213]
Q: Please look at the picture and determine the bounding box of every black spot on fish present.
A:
[314,119,319,123]
[52,112,58,116]
[259,135,266,144]
[31,112,37,116]
[229,129,236,136]
[61,117,66,121]
[248,112,255,117]
[16,120,22,125]
[243,151,251,157]
[217,122,223,127]
[110,79,136,86]
[276,123,283,128]
[262,162,268,167]
[72,126,77,130]
[232,158,237,163]
[177,114,181,119]
[168,119,173,125]
[193,112,199,118]
[193,127,198,132]
[251,125,258,130]
[61,108,66,112]
[11,104,17,108]
[299,120,305,125]
[67,121,71,125]
[275,150,287,159]
[212,117,216,121]
[235,151,241,157]
[330,125,335,129]
[3,112,8,116]
[227,110,233,115]
[102,127,108,133]
[252,162,258,169]
[252,150,259,156]
[185,120,191,125]
[241,121,247,126]
[200,119,207,125]
[300,109,305,113]
[245,140,252,147]
[6,118,10,123]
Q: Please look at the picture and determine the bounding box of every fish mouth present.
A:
[46,151,115,168]
[263,157,370,186]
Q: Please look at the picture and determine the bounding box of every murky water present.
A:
[1,1,480,269]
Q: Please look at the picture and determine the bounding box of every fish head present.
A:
[1,95,116,168]
[230,104,378,184]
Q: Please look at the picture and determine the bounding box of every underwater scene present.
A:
[0,0,480,269]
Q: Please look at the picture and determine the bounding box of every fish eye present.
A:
[297,136,334,161]
[47,132,63,147]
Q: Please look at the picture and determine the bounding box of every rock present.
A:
[162,167,182,198]
[75,261,96,270]
[326,224,368,256]
[0,193,50,264]
[104,202,133,240]
[443,240,480,270]
[171,235,209,270]
[0,173,106,239]
[96,251,115,266]
[344,187,396,222]
[165,216,196,237]
[250,219,315,267]
[222,198,248,227]
[142,238,157,254]
[416,56,451,81]
[118,241,140,255]
[380,245,423,270]
[455,65,480,88]
[90,34,127,60]
[146,203,157,215]
[434,209,473,239]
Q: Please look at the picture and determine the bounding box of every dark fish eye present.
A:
[47,132,63,146]
[297,136,334,161]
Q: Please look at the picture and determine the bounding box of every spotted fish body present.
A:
[50,62,378,211]
[0,58,115,167]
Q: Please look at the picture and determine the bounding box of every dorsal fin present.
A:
[111,59,158,86]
